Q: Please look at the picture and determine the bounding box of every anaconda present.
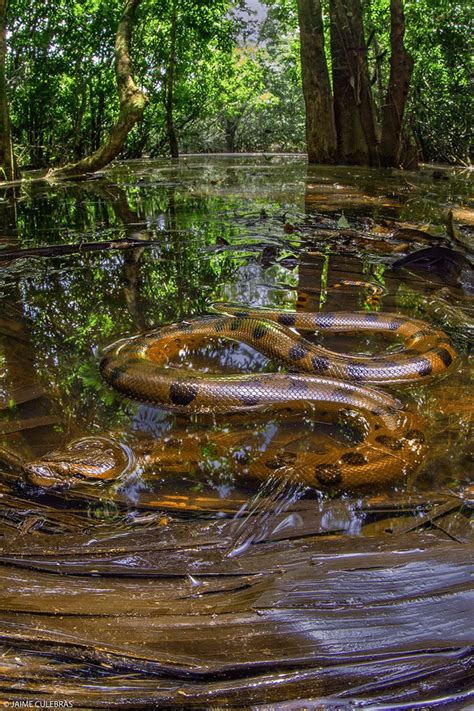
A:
[25,302,457,492]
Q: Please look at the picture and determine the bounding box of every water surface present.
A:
[0,156,472,706]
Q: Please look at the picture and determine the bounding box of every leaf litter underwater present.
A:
[0,156,472,708]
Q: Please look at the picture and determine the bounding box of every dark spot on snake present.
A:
[289,345,308,361]
[253,323,270,340]
[169,381,198,406]
[229,318,243,332]
[346,363,367,381]
[375,434,403,450]
[278,313,296,326]
[100,355,112,371]
[240,391,261,406]
[213,318,227,333]
[314,313,335,329]
[365,312,379,323]
[234,310,249,319]
[108,366,126,385]
[340,451,367,465]
[311,355,330,373]
[388,319,402,330]
[265,452,297,469]
[434,347,453,367]
[417,358,433,377]
[163,437,180,448]
[288,377,309,392]
[315,463,343,486]
[404,429,425,444]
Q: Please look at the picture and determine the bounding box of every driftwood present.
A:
[0,237,156,263]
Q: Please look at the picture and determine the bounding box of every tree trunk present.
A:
[165,3,179,158]
[224,117,237,152]
[0,0,19,181]
[371,35,387,122]
[72,73,87,159]
[379,0,414,167]
[296,0,336,163]
[49,0,148,179]
[329,0,380,165]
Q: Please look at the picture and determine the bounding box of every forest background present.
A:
[0,0,471,180]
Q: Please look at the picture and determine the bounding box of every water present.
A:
[1,156,471,506]
[0,156,472,705]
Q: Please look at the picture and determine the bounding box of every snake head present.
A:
[24,436,134,488]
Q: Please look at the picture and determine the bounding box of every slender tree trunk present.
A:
[49,0,148,178]
[165,2,179,158]
[297,0,336,163]
[72,72,87,159]
[224,117,237,152]
[90,86,106,152]
[329,0,380,165]
[379,0,414,167]
[371,35,386,122]
[0,0,19,181]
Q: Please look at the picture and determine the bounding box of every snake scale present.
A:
[25,298,457,492]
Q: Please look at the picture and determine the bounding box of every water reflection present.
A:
[0,156,472,535]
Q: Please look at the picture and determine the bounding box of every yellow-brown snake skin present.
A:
[54,301,454,492]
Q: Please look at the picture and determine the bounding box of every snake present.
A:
[25,297,457,493]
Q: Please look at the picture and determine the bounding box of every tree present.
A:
[164,0,179,158]
[137,0,233,158]
[329,0,380,165]
[48,0,148,178]
[296,0,336,163]
[294,0,419,166]
[3,0,471,166]
[404,0,471,164]
[379,0,414,166]
[214,47,275,152]
[0,0,19,180]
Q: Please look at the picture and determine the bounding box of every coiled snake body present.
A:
[26,302,457,492]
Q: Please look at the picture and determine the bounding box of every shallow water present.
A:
[1,156,472,507]
[0,156,472,706]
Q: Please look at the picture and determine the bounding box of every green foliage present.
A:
[405,0,472,164]
[3,0,472,165]
[364,0,472,164]
[8,0,119,167]
[131,0,234,156]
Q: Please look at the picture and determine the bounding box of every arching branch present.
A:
[49,0,148,179]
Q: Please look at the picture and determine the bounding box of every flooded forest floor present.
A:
[0,156,472,708]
